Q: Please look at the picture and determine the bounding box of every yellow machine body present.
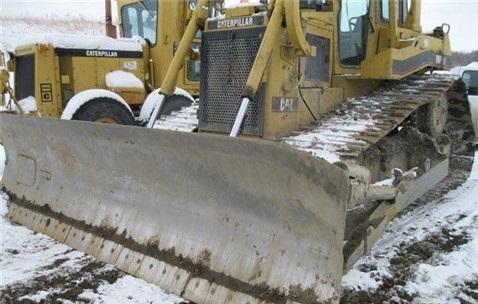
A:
[195,0,454,140]
[3,0,213,121]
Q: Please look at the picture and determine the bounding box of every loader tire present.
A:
[72,98,136,125]
[160,94,193,116]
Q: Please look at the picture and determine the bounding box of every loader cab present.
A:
[119,0,218,50]
[117,0,207,95]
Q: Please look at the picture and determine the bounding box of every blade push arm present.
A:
[147,0,210,128]
[231,0,315,136]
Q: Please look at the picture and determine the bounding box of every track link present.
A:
[284,74,474,166]
[152,74,474,167]
[152,102,199,132]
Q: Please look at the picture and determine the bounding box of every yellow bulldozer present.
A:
[1,0,476,303]
[0,0,222,123]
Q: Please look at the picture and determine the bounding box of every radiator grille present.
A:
[199,27,266,135]
[14,54,35,101]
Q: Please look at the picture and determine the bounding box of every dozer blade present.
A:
[1,114,350,304]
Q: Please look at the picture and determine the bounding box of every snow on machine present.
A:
[0,0,223,123]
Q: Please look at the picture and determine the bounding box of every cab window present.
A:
[338,0,370,66]
[187,0,220,81]
[463,70,478,95]
[381,0,409,24]
[121,0,158,45]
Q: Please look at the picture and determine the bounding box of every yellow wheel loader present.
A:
[0,0,222,124]
[1,0,476,303]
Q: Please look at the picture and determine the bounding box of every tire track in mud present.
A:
[0,252,122,303]
[0,210,192,303]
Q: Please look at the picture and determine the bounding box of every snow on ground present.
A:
[0,18,104,51]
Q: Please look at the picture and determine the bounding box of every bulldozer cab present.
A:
[338,0,371,66]
[193,0,455,139]
[336,0,452,76]
[338,0,413,67]
[358,0,452,78]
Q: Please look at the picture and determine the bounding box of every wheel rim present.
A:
[95,117,119,124]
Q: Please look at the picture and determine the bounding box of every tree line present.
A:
[450,50,478,67]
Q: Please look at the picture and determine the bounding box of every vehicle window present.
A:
[381,0,409,24]
[338,0,370,66]
[340,0,369,32]
[189,0,217,17]
[381,0,389,20]
[121,0,158,45]
[463,71,478,95]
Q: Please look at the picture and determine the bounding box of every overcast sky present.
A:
[1,0,477,52]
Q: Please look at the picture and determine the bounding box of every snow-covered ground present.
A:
[342,155,478,303]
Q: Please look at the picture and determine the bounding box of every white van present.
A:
[451,62,478,142]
